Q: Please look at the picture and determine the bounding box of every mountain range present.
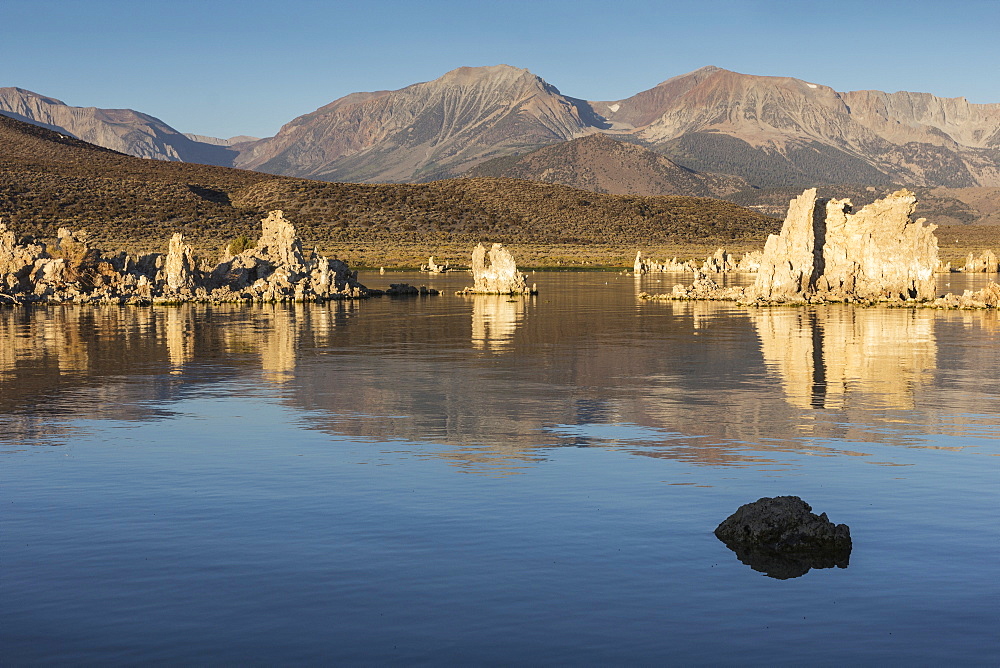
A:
[3,65,999,191]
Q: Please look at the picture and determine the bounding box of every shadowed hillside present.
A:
[467,134,748,197]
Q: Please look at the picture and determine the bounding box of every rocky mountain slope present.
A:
[233,65,604,182]
[598,66,1000,188]
[0,87,237,166]
[467,133,748,197]
[240,65,1000,188]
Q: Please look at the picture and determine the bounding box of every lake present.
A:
[2,271,998,665]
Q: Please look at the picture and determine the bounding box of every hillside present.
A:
[0,87,237,166]
[0,114,778,261]
[724,184,1000,226]
[0,113,278,242]
[466,133,748,197]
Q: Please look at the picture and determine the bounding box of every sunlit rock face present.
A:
[747,188,939,303]
[0,221,44,292]
[963,250,999,273]
[459,243,536,295]
[164,233,196,291]
[701,248,736,273]
[0,211,372,304]
[254,210,308,275]
[633,250,696,274]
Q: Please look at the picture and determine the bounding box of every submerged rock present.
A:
[930,281,1000,309]
[458,243,536,295]
[715,495,852,579]
[382,283,439,296]
[664,269,743,301]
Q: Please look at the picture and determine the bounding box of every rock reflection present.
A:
[165,307,195,372]
[668,299,738,330]
[721,541,850,580]
[467,295,529,351]
[258,305,300,378]
[751,307,937,410]
[0,302,362,413]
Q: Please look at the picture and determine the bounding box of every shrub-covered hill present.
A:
[1,113,779,251]
[231,177,780,245]
[0,113,276,241]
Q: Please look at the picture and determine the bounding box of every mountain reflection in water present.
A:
[1,272,998,473]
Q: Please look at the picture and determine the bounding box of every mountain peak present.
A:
[438,64,528,81]
[429,64,543,91]
[652,65,727,88]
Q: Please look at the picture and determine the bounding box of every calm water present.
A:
[2,272,998,665]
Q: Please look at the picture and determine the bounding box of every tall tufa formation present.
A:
[746,188,938,303]
[647,188,995,307]
[164,233,196,291]
[459,243,536,295]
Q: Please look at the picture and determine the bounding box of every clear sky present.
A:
[3,0,998,139]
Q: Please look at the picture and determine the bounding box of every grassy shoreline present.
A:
[68,224,1000,272]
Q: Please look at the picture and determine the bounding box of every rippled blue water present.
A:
[2,272,998,665]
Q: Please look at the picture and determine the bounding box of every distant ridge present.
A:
[183,133,261,147]
[0,87,238,166]
[596,67,1000,188]
[237,65,1000,187]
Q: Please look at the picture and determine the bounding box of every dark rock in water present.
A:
[715,496,851,579]
[381,283,439,297]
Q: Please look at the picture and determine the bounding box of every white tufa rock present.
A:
[459,243,536,295]
[745,188,939,302]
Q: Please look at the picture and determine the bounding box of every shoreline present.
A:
[25,224,999,271]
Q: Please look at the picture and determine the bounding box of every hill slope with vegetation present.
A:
[0,114,779,262]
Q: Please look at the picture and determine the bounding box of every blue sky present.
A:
[3,0,998,139]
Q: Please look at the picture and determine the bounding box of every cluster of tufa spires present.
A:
[0,211,371,305]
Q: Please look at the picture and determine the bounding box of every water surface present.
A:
[3,272,998,664]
